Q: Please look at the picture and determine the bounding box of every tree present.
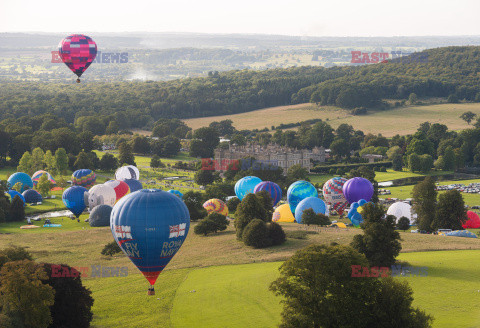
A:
[330,138,349,159]
[36,174,52,197]
[194,169,215,186]
[270,244,433,328]
[8,195,25,222]
[150,155,165,168]
[412,177,437,232]
[44,150,56,173]
[99,153,119,171]
[78,131,95,152]
[31,147,45,172]
[301,209,331,226]
[286,164,309,185]
[193,218,219,236]
[54,148,69,175]
[118,142,136,166]
[183,191,207,221]
[190,127,220,158]
[56,176,68,191]
[17,151,32,175]
[267,222,286,246]
[0,246,33,270]
[41,263,94,328]
[131,136,151,155]
[0,260,55,328]
[408,93,418,104]
[226,197,241,213]
[433,189,466,230]
[242,219,271,248]
[74,151,94,170]
[397,216,410,231]
[442,146,456,171]
[254,190,274,220]
[392,153,403,171]
[351,203,402,267]
[234,193,268,240]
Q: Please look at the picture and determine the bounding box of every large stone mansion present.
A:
[214,143,326,173]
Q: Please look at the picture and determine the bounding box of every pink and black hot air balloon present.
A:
[58,34,97,83]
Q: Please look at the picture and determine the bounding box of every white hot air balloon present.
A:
[115,165,140,181]
[387,202,415,225]
[88,184,116,210]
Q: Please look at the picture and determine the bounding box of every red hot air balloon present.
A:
[58,34,97,83]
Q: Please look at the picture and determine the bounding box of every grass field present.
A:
[183,102,480,137]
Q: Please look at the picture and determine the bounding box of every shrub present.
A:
[194,218,218,236]
[207,212,229,232]
[397,217,410,231]
[242,219,271,248]
[380,166,387,172]
[226,197,241,213]
[235,193,268,239]
[101,241,122,256]
[267,222,286,246]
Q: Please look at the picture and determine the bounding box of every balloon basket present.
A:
[76,78,81,83]
[147,287,155,296]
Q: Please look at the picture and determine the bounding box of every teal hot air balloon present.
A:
[7,172,33,193]
[168,190,183,199]
[62,186,88,218]
[287,180,318,215]
[234,176,262,201]
[110,189,190,295]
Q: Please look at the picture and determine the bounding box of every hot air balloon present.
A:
[116,166,140,181]
[234,176,262,201]
[294,197,327,224]
[123,179,143,193]
[62,186,88,218]
[32,170,56,187]
[6,190,26,206]
[22,189,43,204]
[387,202,414,225]
[347,199,371,227]
[58,34,97,83]
[322,177,348,215]
[272,204,295,223]
[7,172,33,192]
[104,180,130,203]
[110,189,190,294]
[72,169,96,189]
[463,211,480,229]
[168,190,183,199]
[342,177,374,203]
[89,205,113,227]
[203,199,228,216]
[87,184,116,210]
[253,181,282,206]
[287,180,318,215]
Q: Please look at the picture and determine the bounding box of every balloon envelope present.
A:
[234,176,262,201]
[110,189,190,286]
[6,190,26,206]
[72,169,96,189]
[253,181,282,206]
[104,180,130,203]
[463,211,480,229]
[89,205,113,227]
[58,34,97,78]
[272,204,295,223]
[287,180,318,215]
[116,166,140,181]
[62,186,88,218]
[32,170,56,187]
[123,179,143,193]
[22,189,42,204]
[8,172,33,193]
[342,177,374,203]
[203,199,228,216]
[387,202,414,225]
[294,197,327,223]
[168,190,183,199]
[87,184,116,210]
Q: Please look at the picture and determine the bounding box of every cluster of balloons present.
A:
[347,199,372,226]
[5,171,60,206]
[234,176,283,207]
[203,198,228,216]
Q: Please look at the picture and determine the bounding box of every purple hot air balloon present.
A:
[342,177,374,203]
[253,181,282,206]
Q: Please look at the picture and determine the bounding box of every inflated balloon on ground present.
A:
[253,181,282,206]
[72,169,96,189]
[294,197,327,223]
[104,180,130,203]
[287,180,318,215]
[387,202,414,225]
[116,165,140,180]
[322,177,348,215]
[463,211,480,229]
[234,176,262,201]
[168,190,183,199]
[203,198,228,216]
[32,170,56,187]
[110,189,190,293]
[6,190,26,206]
[8,172,33,192]
[87,184,116,210]
[22,189,42,204]
[123,179,143,193]
[342,177,374,203]
[272,204,295,223]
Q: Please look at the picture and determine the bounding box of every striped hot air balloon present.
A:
[203,199,228,217]
[72,169,96,189]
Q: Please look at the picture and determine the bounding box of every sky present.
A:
[1,0,479,37]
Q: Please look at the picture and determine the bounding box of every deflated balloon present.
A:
[110,189,190,292]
